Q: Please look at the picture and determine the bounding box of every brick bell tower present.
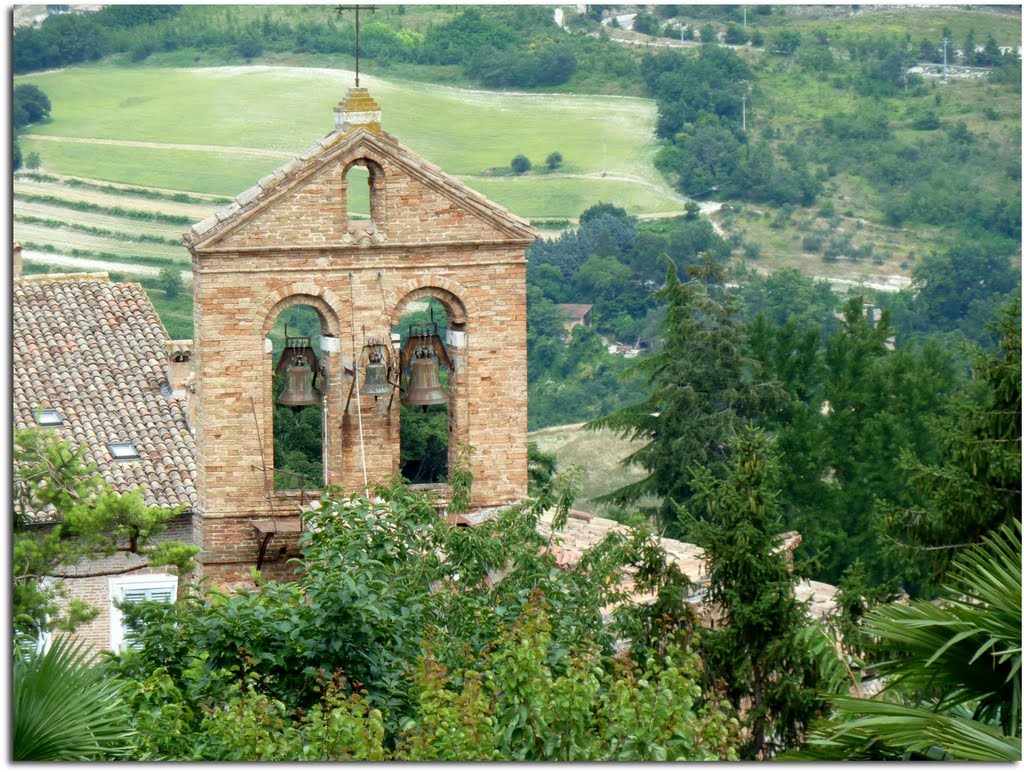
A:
[183,87,537,583]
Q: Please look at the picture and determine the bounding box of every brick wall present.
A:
[51,512,196,652]
[190,130,532,579]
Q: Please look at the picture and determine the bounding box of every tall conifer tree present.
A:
[687,428,822,759]
[587,254,781,537]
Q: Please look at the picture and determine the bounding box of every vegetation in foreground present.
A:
[13,432,1021,760]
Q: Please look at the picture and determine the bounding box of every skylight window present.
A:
[36,408,63,427]
[108,441,140,460]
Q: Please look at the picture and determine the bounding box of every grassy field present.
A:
[528,422,658,521]
[15,65,681,215]
[13,60,682,281]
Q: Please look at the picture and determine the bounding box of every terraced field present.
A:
[14,199,186,241]
[14,177,224,220]
[14,222,185,261]
[13,174,203,275]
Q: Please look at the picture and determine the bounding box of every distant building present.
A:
[557,303,593,334]
[607,341,648,358]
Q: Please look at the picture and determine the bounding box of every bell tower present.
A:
[184,88,536,583]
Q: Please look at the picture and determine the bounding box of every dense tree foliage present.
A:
[643,46,820,206]
[901,240,1020,342]
[11,6,609,91]
[526,205,732,430]
[587,256,781,537]
[107,480,744,760]
[878,298,1021,582]
[13,84,51,130]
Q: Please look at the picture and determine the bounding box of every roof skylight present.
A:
[108,441,140,460]
[36,408,63,427]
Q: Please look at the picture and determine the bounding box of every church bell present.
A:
[403,346,448,410]
[277,353,321,408]
[359,348,393,399]
[275,326,322,409]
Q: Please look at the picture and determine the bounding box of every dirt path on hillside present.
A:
[815,274,911,293]
[25,134,294,160]
[22,249,192,284]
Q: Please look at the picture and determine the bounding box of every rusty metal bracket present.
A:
[255,530,275,571]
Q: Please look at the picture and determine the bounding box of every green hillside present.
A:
[14,65,681,216]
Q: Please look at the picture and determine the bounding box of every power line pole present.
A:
[942,37,950,83]
[741,93,747,131]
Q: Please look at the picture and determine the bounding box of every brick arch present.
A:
[342,156,387,239]
[342,155,385,179]
[337,145,388,170]
[259,283,344,338]
[388,276,475,326]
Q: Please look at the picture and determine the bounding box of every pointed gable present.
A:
[185,88,537,253]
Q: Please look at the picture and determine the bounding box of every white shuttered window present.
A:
[108,575,177,651]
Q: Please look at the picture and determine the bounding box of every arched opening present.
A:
[343,158,384,239]
[394,296,450,484]
[269,304,324,491]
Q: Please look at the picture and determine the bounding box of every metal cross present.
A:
[337,4,377,88]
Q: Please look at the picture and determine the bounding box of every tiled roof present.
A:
[13,275,198,515]
[536,509,838,621]
[557,304,594,320]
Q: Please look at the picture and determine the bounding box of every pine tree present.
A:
[878,296,1021,581]
[587,254,781,536]
[687,427,823,759]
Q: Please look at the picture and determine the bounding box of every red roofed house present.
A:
[557,303,593,335]
[13,258,199,651]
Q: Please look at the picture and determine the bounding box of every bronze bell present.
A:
[277,354,321,408]
[402,346,447,410]
[360,350,392,399]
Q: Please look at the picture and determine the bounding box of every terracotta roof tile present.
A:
[534,509,837,621]
[14,276,198,517]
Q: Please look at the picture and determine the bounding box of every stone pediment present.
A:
[185,124,538,253]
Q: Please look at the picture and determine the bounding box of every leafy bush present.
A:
[112,481,742,760]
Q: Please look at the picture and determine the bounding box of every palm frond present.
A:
[865,519,1021,731]
[13,635,136,760]
[818,696,1021,761]
[801,520,1021,758]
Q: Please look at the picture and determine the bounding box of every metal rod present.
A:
[337,5,377,88]
[250,396,275,522]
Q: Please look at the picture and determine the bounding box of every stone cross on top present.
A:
[336,4,377,88]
